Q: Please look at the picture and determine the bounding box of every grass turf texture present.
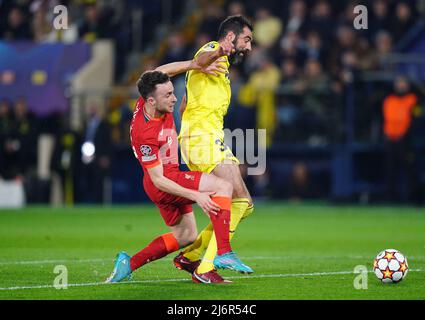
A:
[0,202,424,300]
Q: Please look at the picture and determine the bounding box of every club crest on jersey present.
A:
[203,43,216,51]
[140,145,152,156]
[185,173,195,181]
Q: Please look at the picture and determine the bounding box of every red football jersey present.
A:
[130,97,203,224]
[130,97,180,183]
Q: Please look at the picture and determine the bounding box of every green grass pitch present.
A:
[0,202,424,300]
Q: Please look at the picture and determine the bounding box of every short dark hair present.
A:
[217,15,253,40]
[137,71,170,100]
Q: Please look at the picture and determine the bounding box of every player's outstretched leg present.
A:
[106,214,196,283]
[105,233,180,283]
[105,252,132,283]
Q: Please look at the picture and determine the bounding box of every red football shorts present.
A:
[144,170,203,226]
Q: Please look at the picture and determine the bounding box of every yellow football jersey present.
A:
[179,41,231,140]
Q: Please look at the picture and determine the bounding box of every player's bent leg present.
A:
[175,173,232,278]
[212,161,252,204]
[197,172,253,274]
[180,174,232,268]
[194,173,232,275]
[198,162,253,274]
[180,160,252,267]
[197,172,233,198]
[181,199,250,266]
[213,161,254,223]
[213,161,255,223]
[194,199,246,275]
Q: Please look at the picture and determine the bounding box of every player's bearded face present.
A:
[229,41,246,65]
[229,27,252,65]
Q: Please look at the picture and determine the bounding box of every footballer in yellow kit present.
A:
[179,41,239,174]
[174,15,255,284]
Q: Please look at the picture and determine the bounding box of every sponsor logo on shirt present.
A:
[142,154,157,162]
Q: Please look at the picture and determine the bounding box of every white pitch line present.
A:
[0,269,422,291]
[0,257,299,266]
[0,255,423,266]
[0,258,110,265]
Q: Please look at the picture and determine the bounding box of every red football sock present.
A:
[209,196,232,255]
[130,233,179,271]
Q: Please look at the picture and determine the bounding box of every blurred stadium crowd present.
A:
[1,0,425,204]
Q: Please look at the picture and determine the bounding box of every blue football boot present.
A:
[105,252,132,283]
[213,251,253,274]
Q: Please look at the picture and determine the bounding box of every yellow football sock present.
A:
[196,198,250,274]
[182,223,213,262]
[241,203,254,220]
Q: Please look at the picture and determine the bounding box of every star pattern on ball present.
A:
[382,267,393,279]
[384,251,395,262]
[399,262,408,273]
[373,259,378,269]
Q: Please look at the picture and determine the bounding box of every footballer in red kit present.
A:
[105,68,252,284]
[130,97,202,227]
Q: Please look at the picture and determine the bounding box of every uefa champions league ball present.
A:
[373,249,409,283]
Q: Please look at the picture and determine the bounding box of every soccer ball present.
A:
[373,249,409,283]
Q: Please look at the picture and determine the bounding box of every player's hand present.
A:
[218,39,235,57]
[201,57,227,76]
[193,192,221,216]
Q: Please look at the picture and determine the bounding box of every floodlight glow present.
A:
[81,142,95,157]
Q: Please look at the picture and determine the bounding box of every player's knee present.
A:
[232,182,251,201]
[175,235,189,248]
[174,231,197,248]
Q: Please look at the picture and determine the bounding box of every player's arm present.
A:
[154,58,227,78]
[147,164,220,214]
[194,40,234,69]
[154,60,194,78]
